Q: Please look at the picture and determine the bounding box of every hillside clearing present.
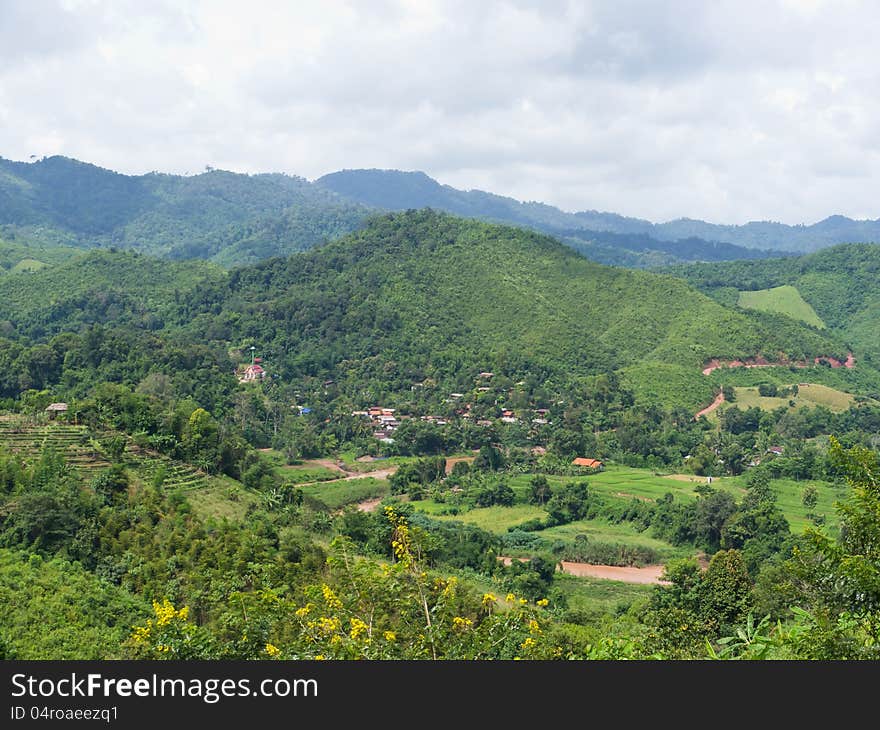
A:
[738,284,826,328]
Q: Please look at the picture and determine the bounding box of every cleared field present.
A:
[300,477,390,510]
[183,476,261,521]
[535,518,689,560]
[553,573,653,616]
[10,258,47,273]
[712,383,862,420]
[738,285,825,328]
[411,503,546,533]
[510,467,738,505]
[734,476,843,534]
[277,465,341,484]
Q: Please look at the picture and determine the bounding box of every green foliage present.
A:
[0,549,146,659]
[668,243,880,364]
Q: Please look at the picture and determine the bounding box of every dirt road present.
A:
[558,561,670,585]
[694,391,724,420]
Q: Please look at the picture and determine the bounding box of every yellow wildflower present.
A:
[317,616,341,635]
[452,616,473,630]
[383,631,396,642]
[536,598,549,607]
[295,603,314,618]
[265,643,281,657]
[321,584,343,610]
[349,617,369,641]
[506,593,516,602]
[521,637,537,650]
[481,593,497,606]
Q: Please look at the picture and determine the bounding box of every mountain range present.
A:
[4,155,878,270]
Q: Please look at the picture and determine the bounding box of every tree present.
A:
[801,485,819,510]
[528,475,553,505]
[546,481,590,525]
[473,444,505,472]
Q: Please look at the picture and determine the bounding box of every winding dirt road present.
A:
[694,391,725,420]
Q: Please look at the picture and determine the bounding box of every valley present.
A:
[0,158,878,662]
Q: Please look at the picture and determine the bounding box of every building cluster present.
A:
[351,407,401,443]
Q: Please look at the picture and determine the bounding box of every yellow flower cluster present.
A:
[153,598,189,627]
[536,598,549,607]
[521,637,537,650]
[528,619,542,635]
[321,584,342,610]
[295,603,314,618]
[349,617,369,640]
[383,631,396,642]
[316,616,341,635]
[385,506,414,567]
[481,593,497,606]
[265,643,281,657]
[506,593,516,602]
[131,625,151,644]
[452,616,473,630]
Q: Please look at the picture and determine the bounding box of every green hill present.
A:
[664,243,880,364]
[0,156,787,270]
[186,211,845,407]
[0,211,858,408]
[0,155,371,264]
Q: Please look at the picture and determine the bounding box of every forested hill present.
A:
[0,156,786,269]
[181,211,843,406]
[0,155,370,262]
[664,243,880,364]
[316,169,880,254]
[315,169,783,265]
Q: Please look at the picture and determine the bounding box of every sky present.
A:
[1,0,878,225]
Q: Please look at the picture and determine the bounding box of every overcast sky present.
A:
[1,0,878,224]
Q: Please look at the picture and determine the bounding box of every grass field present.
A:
[711,383,862,420]
[410,502,546,532]
[184,476,261,521]
[738,285,826,328]
[9,258,47,273]
[553,573,654,616]
[299,477,390,510]
[535,518,690,560]
[276,465,341,484]
[508,467,737,505]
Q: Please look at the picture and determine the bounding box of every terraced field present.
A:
[0,419,111,471]
[128,447,211,491]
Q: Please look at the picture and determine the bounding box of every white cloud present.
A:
[1,0,879,223]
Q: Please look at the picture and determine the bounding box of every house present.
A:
[572,457,603,470]
[45,402,68,420]
[240,363,266,382]
[767,446,784,456]
[478,372,494,379]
